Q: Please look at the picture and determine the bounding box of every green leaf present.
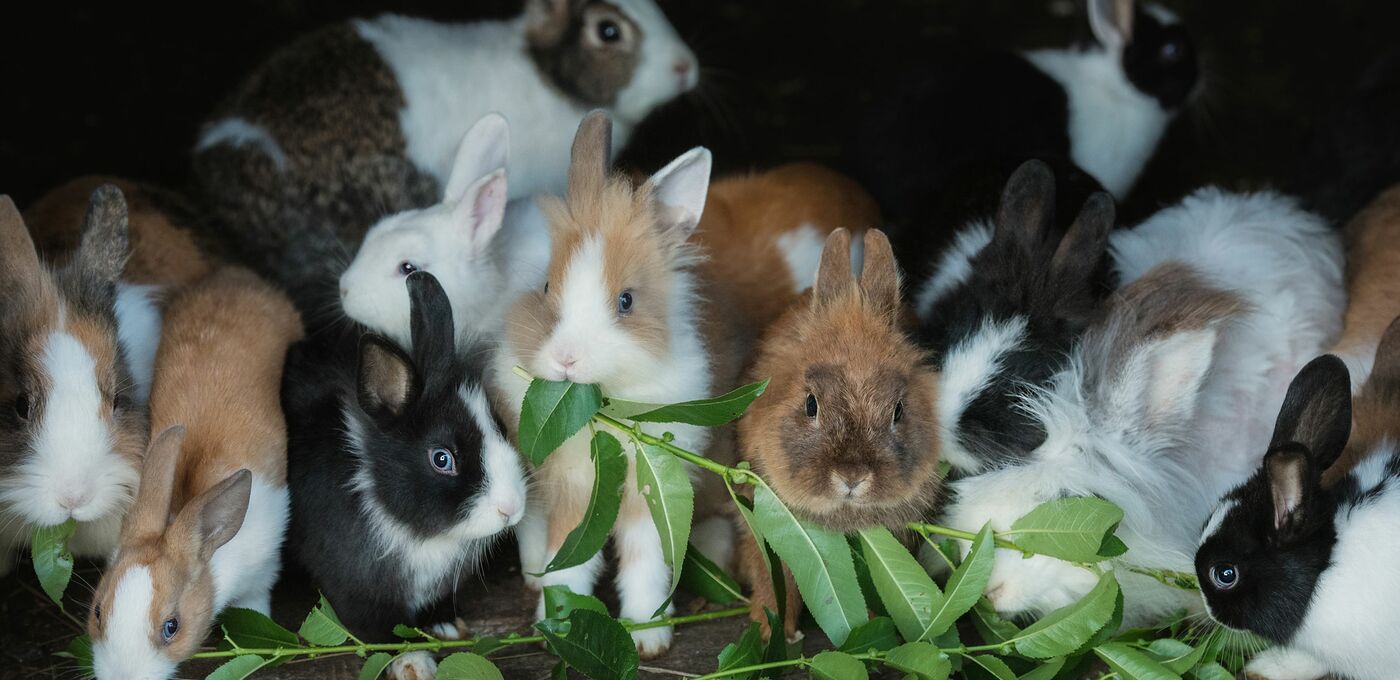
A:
[1146,638,1206,674]
[1187,662,1234,680]
[883,642,951,680]
[438,652,505,680]
[518,379,603,466]
[1098,534,1129,558]
[56,634,94,677]
[636,441,695,613]
[970,599,1021,645]
[1006,497,1124,563]
[751,482,867,646]
[838,617,900,654]
[680,543,745,604]
[299,595,351,646]
[536,609,639,680]
[1013,571,1120,659]
[848,536,889,619]
[810,650,869,680]
[715,622,764,680]
[621,380,769,426]
[858,527,942,643]
[1094,642,1182,680]
[964,654,1018,680]
[220,608,298,664]
[541,585,610,620]
[919,524,994,641]
[358,653,393,680]
[730,490,770,573]
[391,624,419,639]
[1017,658,1067,680]
[31,519,77,606]
[550,659,569,680]
[205,655,273,680]
[544,430,626,573]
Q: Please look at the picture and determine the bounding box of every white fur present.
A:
[195,118,287,171]
[348,385,526,612]
[775,224,827,295]
[1022,47,1173,199]
[92,566,176,680]
[114,284,162,404]
[936,316,1030,474]
[354,4,695,201]
[914,221,993,319]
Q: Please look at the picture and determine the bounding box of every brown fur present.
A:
[695,163,882,332]
[736,229,939,637]
[527,0,643,108]
[1326,317,1400,486]
[24,177,215,287]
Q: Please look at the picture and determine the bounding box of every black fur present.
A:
[1120,7,1198,109]
[283,272,497,640]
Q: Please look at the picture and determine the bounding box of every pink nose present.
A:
[672,60,691,77]
[59,489,92,512]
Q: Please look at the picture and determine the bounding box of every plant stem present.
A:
[905,522,1027,553]
[691,651,882,680]
[190,607,748,661]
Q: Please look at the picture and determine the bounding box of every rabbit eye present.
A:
[892,400,904,425]
[13,392,32,422]
[1209,563,1239,590]
[113,393,131,415]
[1159,39,1183,63]
[805,393,818,419]
[398,261,418,276]
[596,19,622,44]
[544,280,550,294]
[617,290,634,315]
[430,447,458,476]
[94,603,102,621]
[161,617,179,643]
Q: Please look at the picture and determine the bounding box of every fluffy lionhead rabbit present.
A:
[88,268,301,680]
[736,227,940,638]
[285,271,526,680]
[0,187,163,571]
[495,111,745,658]
[1196,323,1400,680]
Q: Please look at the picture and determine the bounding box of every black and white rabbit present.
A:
[847,0,1195,276]
[193,0,696,300]
[283,271,527,680]
[1196,323,1400,680]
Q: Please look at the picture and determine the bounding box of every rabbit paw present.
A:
[389,651,438,680]
[631,624,673,660]
[1244,647,1330,680]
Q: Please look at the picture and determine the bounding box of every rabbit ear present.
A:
[74,184,131,288]
[1265,445,1312,537]
[1089,0,1135,52]
[123,426,186,541]
[406,271,456,376]
[443,113,509,205]
[568,110,612,205]
[1050,192,1114,292]
[450,169,508,254]
[1268,354,1353,472]
[169,469,251,562]
[813,228,854,307]
[648,147,712,236]
[0,195,41,294]
[859,229,901,318]
[357,334,418,418]
[992,160,1056,255]
[1368,316,1400,390]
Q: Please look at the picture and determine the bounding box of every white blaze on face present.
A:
[93,566,177,680]
[460,385,527,536]
[612,0,698,123]
[540,236,631,384]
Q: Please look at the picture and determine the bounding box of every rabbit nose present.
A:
[673,59,696,88]
[496,497,522,524]
[831,470,872,498]
[59,487,93,512]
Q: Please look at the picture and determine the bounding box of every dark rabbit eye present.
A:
[113,393,131,415]
[597,19,622,43]
[94,603,102,621]
[544,280,550,294]
[892,400,904,425]
[1209,563,1239,590]
[1159,39,1183,62]
[805,393,818,419]
[430,447,458,476]
[14,392,32,422]
[398,261,418,276]
[161,617,179,643]
[617,290,634,315]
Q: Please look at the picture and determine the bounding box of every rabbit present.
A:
[339,113,550,349]
[0,186,163,575]
[694,163,883,333]
[24,176,216,288]
[88,266,302,680]
[493,111,747,659]
[913,160,1116,473]
[192,0,697,304]
[1195,326,1400,680]
[735,227,940,639]
[940,188,1345,628]
[285,271,527,680]
[846,0,1194,278]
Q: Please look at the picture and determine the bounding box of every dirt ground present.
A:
[4,0,1400,678]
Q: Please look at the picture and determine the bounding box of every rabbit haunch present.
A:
[0,189,161,568]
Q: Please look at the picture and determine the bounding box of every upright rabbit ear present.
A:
[568,110,612,204]
[1369,316,1400,390]
[169,469,251,562]
[1089,0,1136,52]
[1265,445,1311,538]
[648,147,712,235]
[443,112,510,205]
[357,334,417,418]
[859,229,901,319]
[450,169,509,254]
[123,426,186,541]
[0,195,41,293]
[74,185,131,287]
[992,160,1056,254]
[406,271,456,375]
[1050,192,1114,290]
[1269,355,1353,473]
[813,228,854,307]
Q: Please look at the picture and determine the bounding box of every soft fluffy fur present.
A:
[0,188,158,572]
[88,268,301,680]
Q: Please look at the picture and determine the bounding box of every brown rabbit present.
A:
[24,176,215,288]
[736,228,940,638]
[86,267,303,680]
[694,163,882,332]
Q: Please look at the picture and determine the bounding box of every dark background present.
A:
[5,1,1400,224]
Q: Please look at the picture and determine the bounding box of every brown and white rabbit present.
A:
[494,111,744,658]
[87,267,302,680]
[736,228,940,638]
[24,176,216,288]
[0,187,162,574]
[694,163,882,332]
